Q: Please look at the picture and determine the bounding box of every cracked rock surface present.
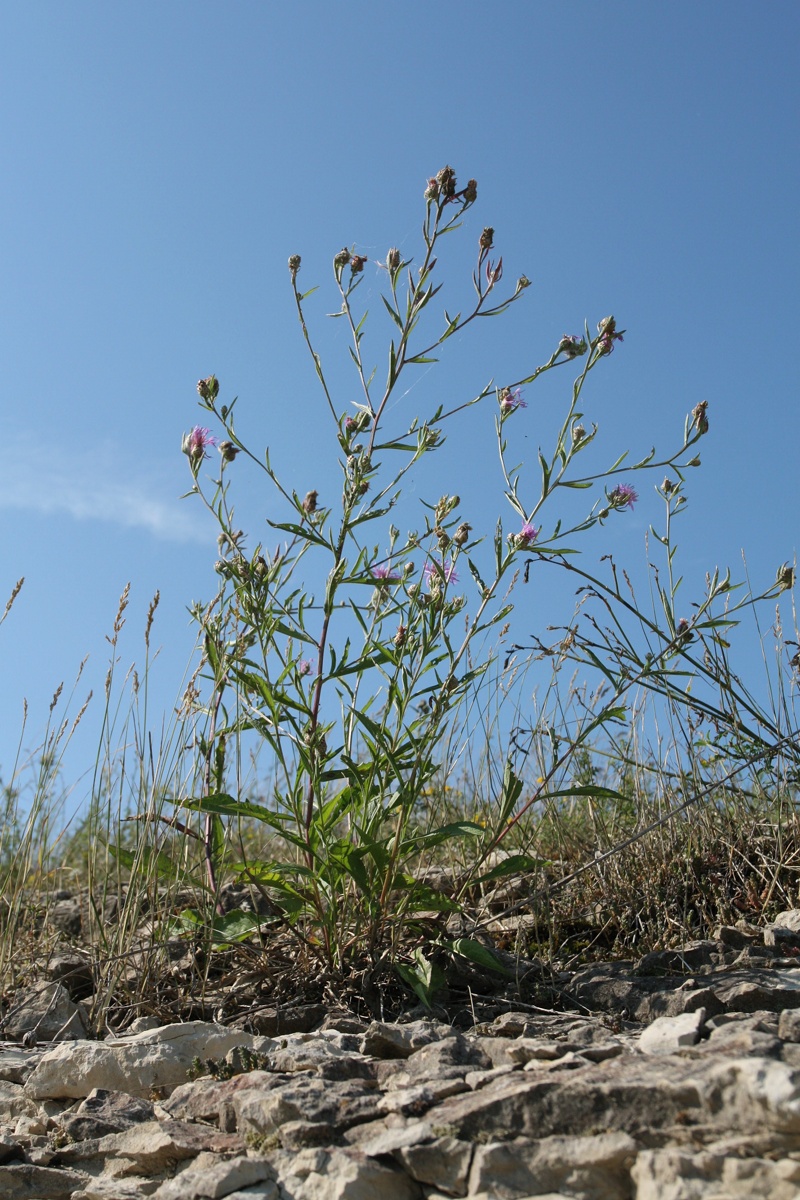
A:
[3,921,800,1197]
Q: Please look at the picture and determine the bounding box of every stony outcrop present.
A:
[2,917,800,1197]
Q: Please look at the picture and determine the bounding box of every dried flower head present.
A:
[197,376,220,401]
[436,165,457,198]
[776,563,795,591]
[350,254,368,275]
[334,247,351,270]
[218,440,239,462]
[558,335,588,359]
[394,624,407,649]
[424,176,439,201]
[288,255,301,280]
[464,178,478,203]
[572,424,586,443]
[453,522,472,547]
[386,247,401,271]
[692,401,709,435]
[302,490,318,514]
[676,617,694,644]
[479,227,494,251]
[662,477,676,494]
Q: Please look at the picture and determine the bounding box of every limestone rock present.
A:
[2,981,89,1042]
[0,1163,88,1199]
[638,1008,706,1054]
[468,1132,637,1200]
[25,1021,275,1099]
[57,1088,155,1140]
[152,1153,277,1199]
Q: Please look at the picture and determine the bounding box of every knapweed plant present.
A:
[159,166,734,986]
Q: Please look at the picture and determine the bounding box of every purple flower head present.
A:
[371,564,401,584]
[608,484,638,510]
[499,387,527,416]
[182,426,217,461]
[424,559,458,588]
[517,523,540,548]
[298,659,313,677]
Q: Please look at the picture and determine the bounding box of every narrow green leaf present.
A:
[380,293,404,330]
[447,937,512,976]
[472,853,548,886]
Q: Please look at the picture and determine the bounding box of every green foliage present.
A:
[161,165,712,981]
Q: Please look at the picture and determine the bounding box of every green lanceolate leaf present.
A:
[471,853,548,887]
[395,949,446,1009]
[399,820,484,855]
[447,937,512,976]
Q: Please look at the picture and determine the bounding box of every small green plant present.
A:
[152,164,712,989]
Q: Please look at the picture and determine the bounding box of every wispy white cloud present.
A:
[0,433,209,543]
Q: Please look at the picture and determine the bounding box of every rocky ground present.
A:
[3,913,800,1199]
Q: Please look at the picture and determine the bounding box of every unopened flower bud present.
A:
[662,477,676,494]
[350,254,368,275]
[334,247,351,269]
[218,440,239,462]
[479,227,494,251]
[288,255,301,279]
[197,376,220,401]
[687,457,701,467]
[516,275,531,291]
[302,490,318,514]
[453,522,472,546]
[394,624,407,649]
[434,526,450,550]
[386,247,401,271]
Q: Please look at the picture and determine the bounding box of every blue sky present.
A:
[1,2,798,795]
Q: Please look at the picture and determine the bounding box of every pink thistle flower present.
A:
[517,523,539,548]
[298,659,313,676]
[499,387,526,416]
[608,484,638,510]
[424,559,458,587]
[182,426,217,461]
[371,565,401,584]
